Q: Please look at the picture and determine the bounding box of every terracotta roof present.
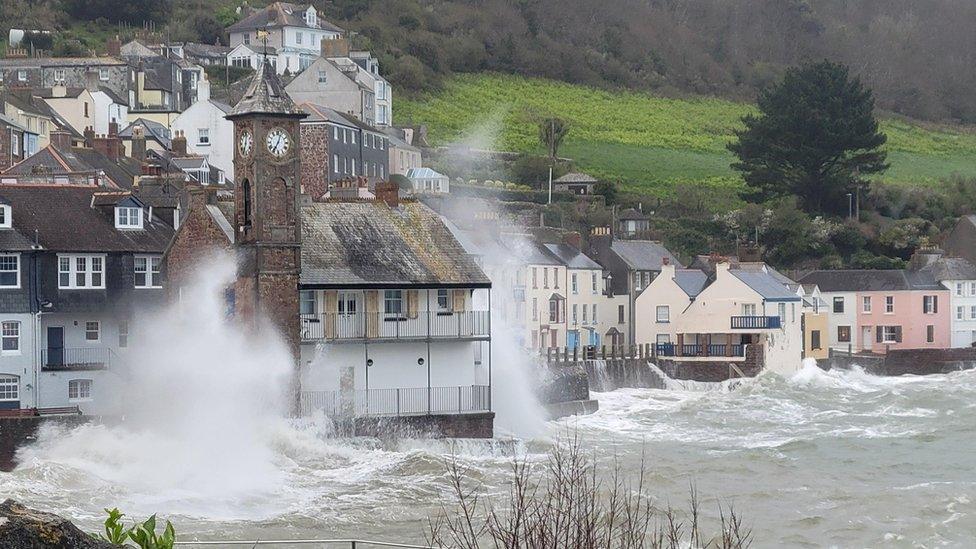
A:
[0,186,173,253]
[228,61,307,118]
[300,200,490,288]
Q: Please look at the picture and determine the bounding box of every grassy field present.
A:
[396,73,976,195]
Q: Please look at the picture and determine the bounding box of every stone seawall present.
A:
[0,416,89,471]
[352,412,495,438]
[826,347,976,376]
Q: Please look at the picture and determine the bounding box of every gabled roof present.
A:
[0,186,173,252]
[382,128,421,152]
[182,42,232,59]
[120,118,172,148]
[797,270,942,292]
[228,61,307,118]
[227,2,343,34]
[609,240,681,271]
[673,269,708,297]
[94,86,128,105]
[32,87,88,99]
[298,102,358,127]
[554,172,597,184]
[301,200,490,288]
[731,269,800,301]
[0,113,27,133]
[542,243,602,270]
[209,99,233,113]
[918,256,976,282]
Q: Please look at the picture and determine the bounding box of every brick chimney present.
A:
[171,130,187,156]
[50,130,73,151]
[374,181,399,208]
[186,182,218,212]
[108,118,119,137]
[320,37,350,58]
[563,231,582,250]
[84,126,95,148]
[107,37,122,57]
[93,134,121,161]
[130,125,147,162]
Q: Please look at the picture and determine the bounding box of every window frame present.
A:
[115,206,144,229]
[85,321,100,342]
[837,325,851,343]
[383,290,403,318]
[862,296,872,313]
[656,305,670,323]
[885,295,894,314]
[0,375,18,401]
[68,379,92,401]
[882,326,898,343]
[197,128,210,145]
[58,254,105,290]
[299,290,316,315]
[134,255,162,289]
[1,321,20,353]
[0,253,20,288]
[118,320,129,348]
[832,296,844,314]
[436,289,451,312]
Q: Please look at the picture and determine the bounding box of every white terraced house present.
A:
[297,196,492,420]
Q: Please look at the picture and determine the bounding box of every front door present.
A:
[47,327,64,367]
[567,330,579,350]
[862,326,872,351]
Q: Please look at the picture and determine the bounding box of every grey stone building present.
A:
[0,57,132,106]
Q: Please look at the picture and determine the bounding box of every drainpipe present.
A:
[29,249,42,409]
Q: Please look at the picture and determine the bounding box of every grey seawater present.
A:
[2,365,974,548]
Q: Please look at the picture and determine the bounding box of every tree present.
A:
[728,60,888,215]
[539,117,569,161]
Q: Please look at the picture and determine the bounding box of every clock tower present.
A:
[226,61,308,412]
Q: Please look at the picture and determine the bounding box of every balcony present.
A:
[41,347,115,371]
[730,315,781,330]
[300,311,490,342]
[299,385,491,417]
[655,343,744,358]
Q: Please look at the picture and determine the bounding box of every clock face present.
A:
[266,127,290,158]
[238,131,253,157]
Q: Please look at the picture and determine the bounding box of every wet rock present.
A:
[0,499,118,548]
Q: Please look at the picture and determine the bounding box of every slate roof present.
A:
[673,269,708,297]
[228,61,307,118]
[227,2,343,33]
[797,270,942,292]
[618,208,650,221]
[918,257,976,282]
[120,118,172,148]
[300,201,490,288]
[0,57,126,68]
[731,269,800,301]
[1,145,139,189]
[610,240,681,270]
[209,99,233,113]
[0,113,27,133]
[206,204,235,243]
[382,128,421,152]
[96,86,128,105]
[0,186,173,252]
[554,172,597,184]
[182,42,232,59]
[542,243,602,270]
[32,87,87,99]
[298,102,358,127]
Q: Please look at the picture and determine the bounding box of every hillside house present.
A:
[406,167,448,194]
[553,172,597,195]
[298,102,388,199]
[226,2,343,75]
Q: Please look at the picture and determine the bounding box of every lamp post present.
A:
[846,193,853,220]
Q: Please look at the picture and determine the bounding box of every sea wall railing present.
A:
[41,347,115,370]
[730,315,781,329]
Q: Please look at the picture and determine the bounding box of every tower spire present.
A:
[227,60,306,119]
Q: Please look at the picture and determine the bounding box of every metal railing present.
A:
[655,343,744,357]
[300,311,490,341]
[41,347,114,370]
[730,315,781,329]
[300,385,491,417]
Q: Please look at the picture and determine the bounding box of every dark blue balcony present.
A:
[730,316,781,329]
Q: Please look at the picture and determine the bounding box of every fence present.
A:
[40,347,115,370]
[300,385,491,417]
[654,343,744,358]
[300,311,490,341]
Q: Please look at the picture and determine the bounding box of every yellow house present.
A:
[800,284,829,360]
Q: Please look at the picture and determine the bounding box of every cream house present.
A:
[636,261,804,375]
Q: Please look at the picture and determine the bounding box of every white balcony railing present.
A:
[300,311,490,341]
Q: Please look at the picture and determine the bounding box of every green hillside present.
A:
[396,73,976,196]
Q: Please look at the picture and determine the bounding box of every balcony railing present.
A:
[299,385,491,417]
[730,315,781,329]
[655,343,744,358]
[41,347,115,370]
[300,311,490,342]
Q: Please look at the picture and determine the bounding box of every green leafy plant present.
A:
[92,509,176,549]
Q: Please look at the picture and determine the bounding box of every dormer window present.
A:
[116,206,143,229]
[306,7,318,27]
[0,205,10,229]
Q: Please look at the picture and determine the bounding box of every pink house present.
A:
[799,270,951,353]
